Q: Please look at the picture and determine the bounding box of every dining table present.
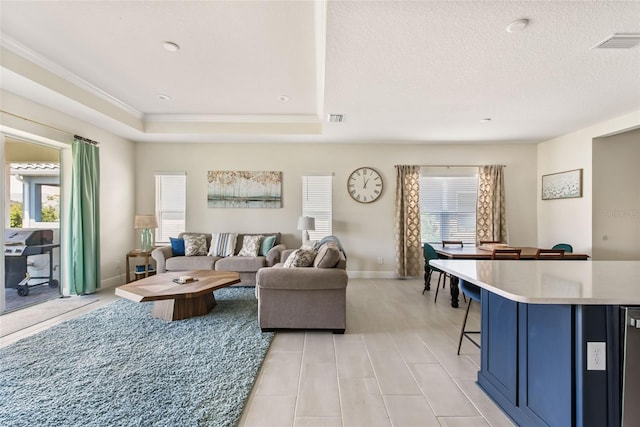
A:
[432,245,590,307]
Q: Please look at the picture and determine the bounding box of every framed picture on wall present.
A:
[207,171,282,208]
[541,169,583,200]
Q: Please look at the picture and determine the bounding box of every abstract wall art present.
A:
[207,171,282,208]
[541,169,583,200]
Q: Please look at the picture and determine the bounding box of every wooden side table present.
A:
[125,249,155,283]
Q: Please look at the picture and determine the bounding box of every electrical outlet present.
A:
[587,342,606,371]
[115,260,122,272]
[377,257,384,265]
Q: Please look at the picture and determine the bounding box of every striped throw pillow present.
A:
[208,232,238,257]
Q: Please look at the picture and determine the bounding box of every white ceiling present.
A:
[1,0,639,144]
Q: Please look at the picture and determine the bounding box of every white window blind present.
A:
[419,169,478,244]
[155,172,186,243]
[302,175,332,240]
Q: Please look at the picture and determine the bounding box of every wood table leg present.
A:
[125,255,131,283]
[151,293,217,321]
[450,276,460,308]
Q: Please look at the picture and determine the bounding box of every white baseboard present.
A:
[100,273,125,289]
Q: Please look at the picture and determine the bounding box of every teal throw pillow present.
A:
[260,235,277,256]
[170,237,185,256]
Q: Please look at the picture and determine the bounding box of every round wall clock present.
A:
[347,167,383,203]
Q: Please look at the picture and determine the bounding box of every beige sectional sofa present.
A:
[255,239,348,333]
[151,232,285,286]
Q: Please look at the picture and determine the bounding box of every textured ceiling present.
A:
[1,0,639,144]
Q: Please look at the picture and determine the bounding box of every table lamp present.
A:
[134,214,158,252]
[297,216,315,243]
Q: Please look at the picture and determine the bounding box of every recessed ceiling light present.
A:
[163,41,180,52]
[480,118,492,123]
[279,95,290,102]
[157,94,171,101]
[506,19,529,33]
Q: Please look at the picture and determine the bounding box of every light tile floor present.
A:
[238,278,516,427]
[1,277,515,426]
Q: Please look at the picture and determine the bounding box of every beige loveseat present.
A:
[255,238,348,333]
[151,232,286,286]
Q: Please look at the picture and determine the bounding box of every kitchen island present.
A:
[430,260,640,427]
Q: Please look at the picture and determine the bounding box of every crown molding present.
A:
[144,114,321,124]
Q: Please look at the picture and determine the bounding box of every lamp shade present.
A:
[134,215,158,229]
[297,216,315,231]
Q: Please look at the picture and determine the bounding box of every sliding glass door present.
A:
[2,135,62,313]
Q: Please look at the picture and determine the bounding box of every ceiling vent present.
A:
[593,33,640,49]
[327,113,344,123]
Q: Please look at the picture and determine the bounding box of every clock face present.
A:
[348,167,383,203]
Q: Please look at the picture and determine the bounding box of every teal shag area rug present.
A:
[0,287,273,427]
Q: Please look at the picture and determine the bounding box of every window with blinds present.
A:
[302,175,332,240]
[155,172,186,243]
[419,169,478,244]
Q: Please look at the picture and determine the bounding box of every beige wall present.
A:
[135,142,538,277]
[1,90,136,290]
[592,128,640,260]
[537,110,640,256]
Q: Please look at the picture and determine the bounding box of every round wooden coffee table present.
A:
[115,270,241,321]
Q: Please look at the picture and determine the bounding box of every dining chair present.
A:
[535,249,565,259]
[479,240,502,245]
[491,248,522,260]
[423,243,445,295]
[434,240,464,303]
[457,279,482,355]
[552,243,573,253]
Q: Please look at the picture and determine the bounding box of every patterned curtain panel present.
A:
[476,165,508,244]
[69,139,101,295]
[394,165,422,277]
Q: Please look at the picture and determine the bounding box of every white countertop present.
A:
[430,260,640,305]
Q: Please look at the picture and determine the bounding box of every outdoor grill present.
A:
[4,229,60,296]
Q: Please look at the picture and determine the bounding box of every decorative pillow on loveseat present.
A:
[238,235,262,257]
[314,242,341,268]
[283,248,318,267]
[183,234,208,256]
[208,232,238,257]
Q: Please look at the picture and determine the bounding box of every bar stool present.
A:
[457,248,521,355]
[457,279,481,355]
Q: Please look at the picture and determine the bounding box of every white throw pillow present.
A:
[237,235,262,257]
[208,232,238,257]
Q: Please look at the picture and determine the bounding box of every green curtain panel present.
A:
[69,138,100,295]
